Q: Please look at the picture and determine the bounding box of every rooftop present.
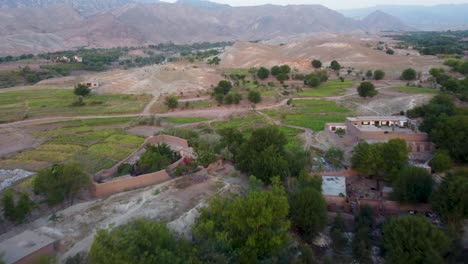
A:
[322,176,346,196]
[0,230,56,264]
[347,116,408,122]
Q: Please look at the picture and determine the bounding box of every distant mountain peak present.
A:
[176,0,229,9]
[361,10,412,32]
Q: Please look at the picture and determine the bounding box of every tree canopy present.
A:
[429,150,453,173]
[401,68,417,81]
[357,81,377,98]
[192,177,290,263]
[431,170,468,223]
[382,215,450,264]
[374,70,385,80]
[89,219,198,264]
[330,60,341,71]
[247,90,262,104]
[289,186,327,242]
[34,163,90,205]
[164,95,179,110]
[214,80,232,95]
[312,59,322,69]
[257,67,270,80]
[393,166,434,203]
[73,83,90,96]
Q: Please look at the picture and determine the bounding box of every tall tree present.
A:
[192,177,290,263]
[357,82,377,98]
[393,166,434,203]
[382,215,450,264]
[257,67,270,80]
[89,219,197,264]
[330,60,341,71]
[431,170,468,223]
[34,163,90,205]
[401,68,417,81]
[311,59,322,69]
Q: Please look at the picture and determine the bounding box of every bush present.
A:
[248,90,262,104]
[257,67,270,79]
[164,95,179,109]
[374,70,385,80]
[304,74,321,87]
[429,150,453,173]
[71,96,85,107]
[330,60,341,71]
[386,49,395,55]
[74,83,91,96]
[135,143,181,175]
[357,82,377,98]
[311,59,322,68]
[401,68,417,81]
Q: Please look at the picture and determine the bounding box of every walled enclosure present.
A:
[91,135,190,198]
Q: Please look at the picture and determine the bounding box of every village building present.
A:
[0,230,58,264]
[326,116,434,161]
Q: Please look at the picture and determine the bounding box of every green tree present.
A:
[365,70,373,79]
[2,192,16,222]
[429,150,453,173]
[192,177,290,263]
[393,166,434,203]
[247,90,262,104]
[34,163,90,205]
[312,59,322,69]
[279,65,291,74]
[386,49,395,55]
[374,69,385,80]
[271,66,281,76]
[289,187,327,242]
[382,215,450,264]
[352,206,374,264]
[431,170,468,222]
[430,114,468,162]
[304,74,321,88]
[351,142,382,177]
[164,95,179,110]
[257,67,270,80]
[214,80,232,95]
[401,68,417,81]
[73,83,91,96]
[14,193,34,223]
[357,81,377,98]
[330,60,341,71]
[381,139,408,180]
[89,219,197,264]
[325,147,344,168]
[276,73,289,83]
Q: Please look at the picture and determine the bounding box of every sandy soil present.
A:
[220,34,444,78]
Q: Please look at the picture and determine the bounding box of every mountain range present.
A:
[340,4,468,30]
[0,1,411,55]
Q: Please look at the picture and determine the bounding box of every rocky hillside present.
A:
[361,11,413,32]
[0,2,412,55]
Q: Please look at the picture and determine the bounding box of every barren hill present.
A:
[361,10,413,32]
[0,2,412,55]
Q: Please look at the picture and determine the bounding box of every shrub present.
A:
[374,70,385,80]
[429,150,453,173]
[311,59,322,68]
[357,82,377,97]
[401,68,417,81]
[74,83,91,96]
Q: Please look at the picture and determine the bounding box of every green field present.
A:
[2,117,144,173]
[297,80,353,97]
[390,86,439,94]
[0,88,151,123]
[164,117,212,124]
[212,114,269,131]
[263,99,351,131]
[189,100,213,108]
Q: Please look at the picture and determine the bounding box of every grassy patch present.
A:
[50,130,120,146]
[0,88,150,123]
[212,114,268,131]
[87,143,136,161]
[164,117,212,124]
[390,86,439,94]
[297,80,353,97]
[263,100,351,131]
[189,100,213,108]
[104,134,144,146]
[224,68,251,76]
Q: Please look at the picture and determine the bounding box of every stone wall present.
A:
[91,135,189,198]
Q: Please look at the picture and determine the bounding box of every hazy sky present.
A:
[161,0,468,10]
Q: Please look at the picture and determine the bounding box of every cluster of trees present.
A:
[365,69,385,80]
[351,139,436,203]
[219,126,310,183]
[271,65,291,83]
[88,175,325,263]
[431,169,468,223]
[431,60,468,101]
[303,70,329,88]
[2,192,35,223]
[33,163,90,206]
[392,31,468,55]
[207,56,221,65]
[212,80,242,105]
[119,54,165,68]
[357,81,378,98]
[134,143,181,175]
[408,94,468,162]
[0,53,34,63]
[351,206,374,263]
[148,41,232,54]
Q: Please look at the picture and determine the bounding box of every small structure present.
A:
[325,116,434,160]
[322,176,346,196]
[73,55,83,63]
[0,230,58,264]
[81,81,99,88]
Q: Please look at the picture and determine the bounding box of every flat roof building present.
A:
[0,230,57,264]
[322,176,346,196]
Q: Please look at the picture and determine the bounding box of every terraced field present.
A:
[0,88,151,123]
[297,80,354,97]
